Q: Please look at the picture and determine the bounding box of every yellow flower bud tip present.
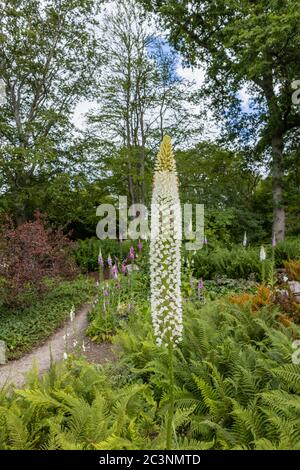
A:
[155,135,177,172]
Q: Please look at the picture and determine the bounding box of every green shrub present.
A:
[191,246,269,280]
[274,238,300,266]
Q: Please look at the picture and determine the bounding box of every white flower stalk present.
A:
[260,245,266,261]
[70,305,75,322]
[150,135,183,347]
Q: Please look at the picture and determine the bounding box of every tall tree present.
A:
[88,0,200,205]
[0,0,101,224]
[140,0,300,240]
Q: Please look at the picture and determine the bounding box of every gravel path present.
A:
[0,302,114,389]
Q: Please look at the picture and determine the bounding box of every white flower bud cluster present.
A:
[150,136,183,347]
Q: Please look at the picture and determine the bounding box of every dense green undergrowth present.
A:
[0,277,97,360]
[191,238,300,280]
[74,237,300,281]
[1,296,299,449]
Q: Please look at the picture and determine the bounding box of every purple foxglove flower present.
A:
[98,249,104,267]
[121,259,127,274]
[116,280,121,289]
[129,246,135,260]
[272,233,276,247]
[197,279,203,290]
[103,288,109,297]
[107,255,112,267]
[137,239,143,252]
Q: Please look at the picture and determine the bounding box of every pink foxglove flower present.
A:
[150,136,183,347]
[129,246,135,260]
[121,259,127,274]
[197,278,204,301]
[103,288,109,297]
[137,239,143,252]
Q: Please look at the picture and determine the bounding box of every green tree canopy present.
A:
[139,0,300,240]
[0,0,101,224]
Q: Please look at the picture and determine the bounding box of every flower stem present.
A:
[262,261,265,284]
[166,341,175,450]
[270,248,275,287]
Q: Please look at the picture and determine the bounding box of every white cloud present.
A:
[238,85,251,112]
[72,100,96,130]
[176,62,220,140]
[177,64,205,87]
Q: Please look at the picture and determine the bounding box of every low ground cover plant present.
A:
[0,277,97,360]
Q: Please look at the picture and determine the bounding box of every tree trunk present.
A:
[272,134,285,241]
[15,212,26,227]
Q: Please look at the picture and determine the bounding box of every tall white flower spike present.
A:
[150,135,183,347]
[70,305,75,322]
[260,245,266,261]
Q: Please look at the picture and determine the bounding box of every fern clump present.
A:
[1,297,300,450]
[113,297,300,450]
